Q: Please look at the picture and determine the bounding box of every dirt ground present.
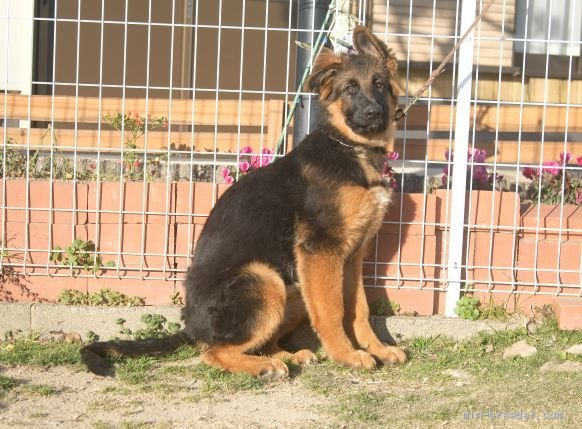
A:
[2,322,582,429]
[0,359,337,429]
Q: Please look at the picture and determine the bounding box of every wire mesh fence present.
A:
[1,0,581,312]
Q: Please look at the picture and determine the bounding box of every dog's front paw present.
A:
[333,349,377,370]
[370,345,407,365]
[291,349,318,365]
[257,358,290,380]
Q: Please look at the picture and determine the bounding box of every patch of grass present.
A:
[115,314,181,341]
[0,339,81,366]
[0,375,17,396]
[158,360,267,396]
[298,321,582,427]
[191,363,266,395]
[334,391,385,424]
[28,412,49,419]
[116,356,157,385]
[370,298,400,316]
[91,421,114,429]
[21,383,58,396]
[300,360,370,395]
[164,344,199,361]
[479,295,511,321]
[58,287,143,306]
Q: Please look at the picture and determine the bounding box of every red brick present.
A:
[51,182,89,225]
[86,223,174,271]
[467,231,517,289]
[4,222,88,267]
[174,223,203,271]
[521,204,582,239]
[87,182,172,224]
[367,234,437,285]
[173,181,216,225]
[553,297,582,330]
[365,287,436,316]
[1,180,89,224]
[435,189,520,231]
[381,193,436,235]
[517,237,581,286]
[2,275,88,303]
[193,182,217,221]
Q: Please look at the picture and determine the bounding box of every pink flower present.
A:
[445,150,452,161]
[577,156,582,166]
[560,152,572,166]
[221,167,234,184]
[260,148,273,166]
[386,151,399,161]
[240,146,253,155]
[250,149,273,169]
[522,166,538,180]
[250,156,261,169]
[441,174,449,186]
[577,189,582,205]
[542,161,560,176]
[239,161,251,173]
[472,165,489,183]
[471,148,486,164]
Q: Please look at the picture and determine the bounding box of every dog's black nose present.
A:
[365,105,382,119]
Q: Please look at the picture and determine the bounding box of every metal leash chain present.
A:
[393,0,497,122]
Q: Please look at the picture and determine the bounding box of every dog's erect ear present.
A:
[352,26,398,77]
[306,47,342,99]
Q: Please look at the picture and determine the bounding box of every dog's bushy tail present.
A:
[81,332,192,376]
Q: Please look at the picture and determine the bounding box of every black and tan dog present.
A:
[82,26,407,379]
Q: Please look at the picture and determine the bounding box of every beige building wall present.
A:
[50,0,296,99]
[369,0,515,67]
[42,0,581,104]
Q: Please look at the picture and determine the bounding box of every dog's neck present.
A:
[324,126,388,156]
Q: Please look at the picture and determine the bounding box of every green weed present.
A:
[58,288,144,307]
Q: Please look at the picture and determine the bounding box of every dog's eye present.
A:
[344,83,358,95]
[374,80,385,89]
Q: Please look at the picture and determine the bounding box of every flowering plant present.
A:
[383,151,399,189]
[521,152,582,205]
[221,146,274,184]
[441,148,504,191]
[104,112,168,180]
[221,147,400,188]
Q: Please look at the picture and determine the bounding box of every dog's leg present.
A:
[343,249,407,365]
[201,262,289,379]
[261,285,317,365]
[296,250,377,369]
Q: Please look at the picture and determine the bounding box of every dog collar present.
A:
[327,134,354,149]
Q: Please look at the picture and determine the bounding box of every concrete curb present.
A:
[0,303,523,342]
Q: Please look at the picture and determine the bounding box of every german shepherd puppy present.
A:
[82,26,407,379]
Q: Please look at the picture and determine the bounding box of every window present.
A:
[514,0,582,78]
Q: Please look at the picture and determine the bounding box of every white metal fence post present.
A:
[445,0,477,317]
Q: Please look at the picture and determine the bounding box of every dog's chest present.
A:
[337,185,392,254]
